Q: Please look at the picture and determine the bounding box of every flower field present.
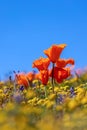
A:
[0,44,87,130]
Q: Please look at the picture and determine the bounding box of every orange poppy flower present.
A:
[26,72,35,82]
[44,44,67,63]
[34,72,41,80]
[56,58,74,68]
[32,57,50,71]
[15,73,29,88]
[17,78,29,87]
[40,70,49,85]
[49,67,70,83]
[35,70,49,85]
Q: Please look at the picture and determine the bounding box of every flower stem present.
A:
[44,86,47,97]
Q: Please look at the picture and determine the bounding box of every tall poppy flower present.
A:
[49,67,70,83]
[56,58,74,68]
[40,70,49,85]
[32,57,50,71]
[35,70,49,85]
[44,44,67,63]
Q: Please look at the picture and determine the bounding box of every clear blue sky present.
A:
[0,0,87,79]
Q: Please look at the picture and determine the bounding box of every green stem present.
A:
[44,86,47,97]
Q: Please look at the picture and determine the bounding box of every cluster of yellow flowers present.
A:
[0,71,87,130]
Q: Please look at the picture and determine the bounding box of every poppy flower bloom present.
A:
[34,72,41,81]
[44,44,67,63]
[49,67,70,83]
[15,73,29,88]
[26,72,35,82]
[56,58,74,68]
[35,70,49,85]
[32,57,50,71]
[40,70,49,85]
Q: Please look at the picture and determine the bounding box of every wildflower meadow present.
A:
[0,44,87,130]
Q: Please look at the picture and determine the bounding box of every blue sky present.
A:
[0,0,87,79]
